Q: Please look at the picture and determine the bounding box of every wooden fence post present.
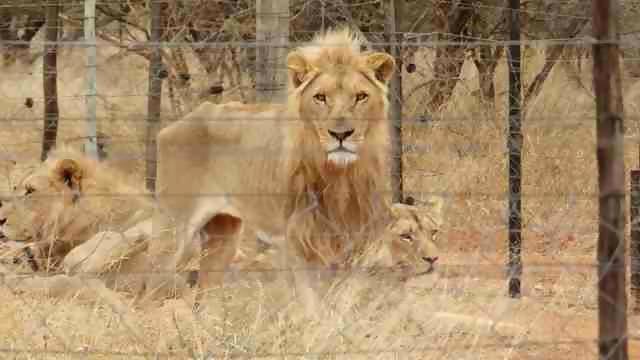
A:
[507,0,523,298]
[41,0,60,162]
[592,0,629,358]
[255,0,289,104]
[630,170,640,313]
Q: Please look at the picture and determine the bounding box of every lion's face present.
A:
[387,198,444,280]
[0,159,83,243]
[299,69,387,167]
[287,48,395,168]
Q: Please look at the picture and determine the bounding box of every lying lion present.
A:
[233,195,444,284]
[0,146,165,295]
[148,27,441,313]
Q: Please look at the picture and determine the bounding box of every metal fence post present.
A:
[507,0,523,299]
[145,0,164,193]
[41,0,60,162]
[84,0,99,160]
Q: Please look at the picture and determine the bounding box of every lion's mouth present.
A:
[413,256,439,277]
[326,145,358,167]
[394,256,439,280]
[328,146,355,154]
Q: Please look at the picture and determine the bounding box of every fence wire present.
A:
[0,0,639,359]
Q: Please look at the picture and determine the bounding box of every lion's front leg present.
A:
[286,254,323,318]
[282,228,329,318]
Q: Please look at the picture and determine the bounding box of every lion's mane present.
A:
[281,28,393,266]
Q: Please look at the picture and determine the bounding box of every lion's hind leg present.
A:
[195,212,243,308]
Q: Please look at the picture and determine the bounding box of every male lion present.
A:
[148,27,436,312]
[0,146,157,293]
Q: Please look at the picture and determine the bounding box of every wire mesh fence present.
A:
[0,0,639,358]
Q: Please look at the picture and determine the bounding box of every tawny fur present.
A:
[149,27,399,307]
[0,146,152,277]
[232,197,445,283]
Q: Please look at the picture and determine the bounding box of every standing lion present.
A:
[148,27,435,313]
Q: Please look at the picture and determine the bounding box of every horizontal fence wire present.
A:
[4,37,640,48]
[0,262,621,277]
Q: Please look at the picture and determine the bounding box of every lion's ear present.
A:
[389,203,401,218]
[390,203,410,219]
[53,159,83,189]
[363,52,395,84]
[287,51,315,89]
[420,196,445,229]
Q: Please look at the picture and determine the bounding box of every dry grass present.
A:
[2,39,640,358]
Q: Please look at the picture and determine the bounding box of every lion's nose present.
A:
[328,129,354,141]
[422,256,438,265]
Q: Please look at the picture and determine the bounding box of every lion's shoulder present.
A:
[160,101,289,148]
[187,100,287,120]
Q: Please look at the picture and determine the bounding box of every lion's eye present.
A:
[400,233,414,243]
[313,94,327,103]
[24,186,35,196]
[355,92,368,102]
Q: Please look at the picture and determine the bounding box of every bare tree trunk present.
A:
[0,11,14,40]
[21,13,45,45]
[0,8,45,65]
[187,23,227,106]
[523,18,588,106]
[473,46,502,101]
[0,10,16,65]
[592,0,629,358]
[422,0,475,114]
[162,5,191,117]
[41,0,59,161]
[165,46,191,117]
[256,0,289,103]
